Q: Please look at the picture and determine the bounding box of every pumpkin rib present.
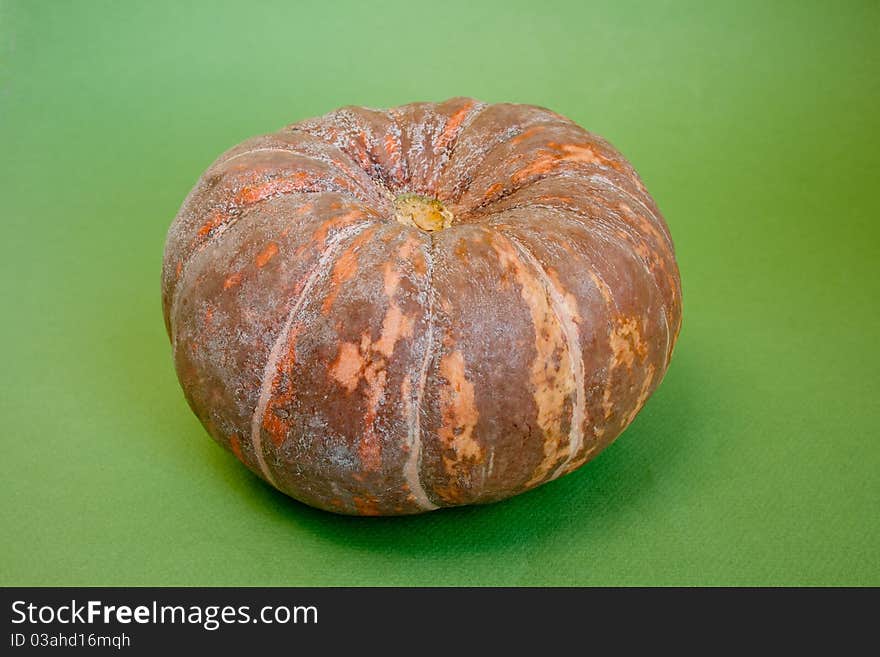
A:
[469,168,674,262]
[487,210,623,323]
[205,149,378,208]
[587,173,673,249]
[544,206,675,350]
[167,200,372,480]
[461,161,642,225]
[381,106,410,188]
[553,218,673,437]
[444,117,574,206]
[289,120,400,196]
[213,145,383,203]
[488,209,672,469]
[478,227,578,489]
[299,121,386,188]
[493,228,587,483]
[583,212,677,333]
[490,205,674,373]
[422,224,550,505]
[487,196,676,309]
[456,119,612,195]
[431,100,489,195]
[452,145,605,220]
[248,220,379,486]
[402,234,441,511]
[440,101,489,155]
[289,124,398,200]
[165,189,378,331]
[457,180,523,221]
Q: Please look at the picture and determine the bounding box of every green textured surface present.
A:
[1,0,878,586]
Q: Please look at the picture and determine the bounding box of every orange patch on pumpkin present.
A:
[373,304,414,358]
[437,350,482,470]
[435,101,476,152]
[383,262,402,298]
[553,142,606,164]
[197,210,226,238]
[256,242,279,268]
[510,125,545,145]
[511,154,557,185]
[311,209,368,245]
[223,271,243,290]
[609,317,647,370]
[409,245,428,276]
[359,365,387,471]
[539,194,573,204]
[483,182,504,201]
[602,387,615,420]
[321,227,377,313]
[398,235,422,263]
[329,342,365,393]
[347,130,372,169]
[512,142,617,186]
[352,496,381,516]
[280,201,314,239]
[589,271,614,306]
[234,172,322,205]
[383,132,403,181]
[229,434,244,462]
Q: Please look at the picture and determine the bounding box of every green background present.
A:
[2,0,878,586]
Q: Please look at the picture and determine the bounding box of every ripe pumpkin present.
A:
[162,98,682,516]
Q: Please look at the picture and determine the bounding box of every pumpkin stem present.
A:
[393,194,453,232]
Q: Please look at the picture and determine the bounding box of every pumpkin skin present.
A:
[162,97,682,516]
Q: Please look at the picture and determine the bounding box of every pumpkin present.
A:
[162,98,682,516]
